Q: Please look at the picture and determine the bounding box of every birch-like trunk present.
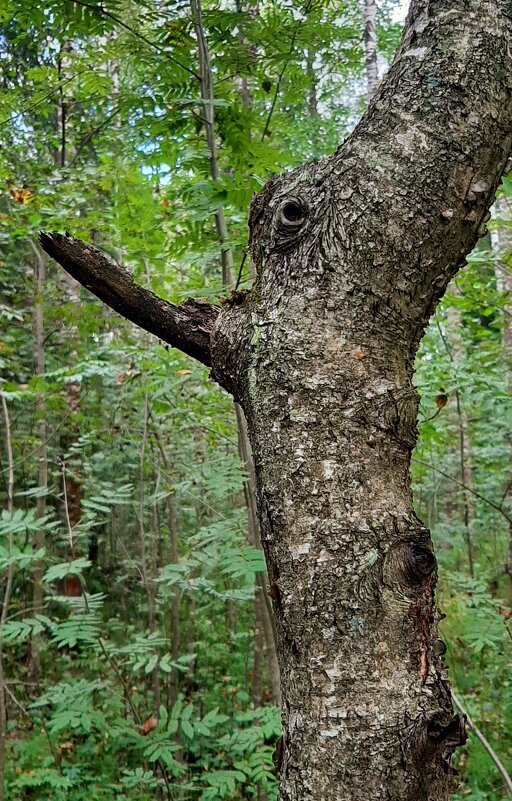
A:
[362,0,378,101]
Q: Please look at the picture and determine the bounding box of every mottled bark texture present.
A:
[213,3,512,799]
[40,2,512,800]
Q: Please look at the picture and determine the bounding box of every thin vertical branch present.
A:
[452,693,512,795]
[139,392,160,717]
[27,239,48,680]
[0,394,15,801]
[148,407,181,708]
[306,49,318,119]
[189,0,280,711]
[150,467,162,711]
[235,406,280,706]
[57,53,67,168]
[435,315,475,576]
[190,0,235,288]
[361,0,379,102]
[490,198,512,578]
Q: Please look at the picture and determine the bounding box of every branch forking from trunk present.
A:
[39,232,218,367]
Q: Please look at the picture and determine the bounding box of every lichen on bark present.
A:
[210,2,512,799]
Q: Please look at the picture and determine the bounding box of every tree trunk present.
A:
[0,395,14,801]
[211,5,512,797]
[27,240,48,682]
[444,305,475,576]
[490,197,512,579]
[40,2,512,799]
[361,0,378,101]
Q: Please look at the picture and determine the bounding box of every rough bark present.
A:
[40,2,512,799]
[211,4,512,799]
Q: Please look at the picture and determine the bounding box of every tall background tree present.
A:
[0,2,511,800]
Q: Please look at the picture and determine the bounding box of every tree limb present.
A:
[39,232,217,366]
[327,0,512,324]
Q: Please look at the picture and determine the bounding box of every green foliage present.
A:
[413,224,512,799]
[1,1,511,800]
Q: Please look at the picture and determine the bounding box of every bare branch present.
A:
[451,693,512,796]
[39,232,218,366]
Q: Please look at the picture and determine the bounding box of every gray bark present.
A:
[40,2,512,799]
[211,3,512,798]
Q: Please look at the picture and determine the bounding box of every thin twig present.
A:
[70,0,198,78]
[0,378,99,477]
[452,693,512,796]
[68,105,122,167]
[0,72,85,127]
[261,0,315,142]
[61,461,76,556]
[412,457,512,525]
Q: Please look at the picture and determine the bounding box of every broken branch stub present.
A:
[39,232,218,366]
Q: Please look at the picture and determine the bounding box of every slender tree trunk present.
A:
[490,197,512,578]
[190,0,234,289]
[306,50,318,120]
[0,395,14,801]
[27,240,48,681]
[149,408,181,708]
[41,3,512,798]
[442,306,475,576]
[56,42,84,572]
[191,0,280,704]
[361,0,378,102]
[234,0,257,109]
[236,406,281,705]
[139,392,161,711]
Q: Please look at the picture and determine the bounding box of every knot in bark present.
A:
[383,537,437,593]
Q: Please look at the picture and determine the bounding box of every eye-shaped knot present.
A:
[405,543,436,584]
[274,196,308,242]
[383,538,437,591]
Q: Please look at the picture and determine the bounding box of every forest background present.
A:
[0,1,511,799]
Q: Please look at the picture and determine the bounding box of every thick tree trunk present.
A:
[40,2,512,799]
[210,4,512,798]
